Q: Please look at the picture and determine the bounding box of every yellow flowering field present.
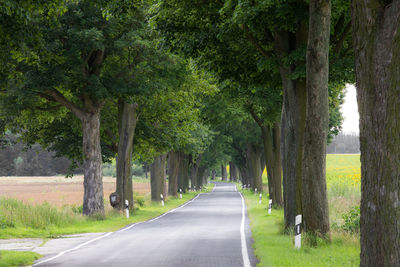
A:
[326,154,361,189]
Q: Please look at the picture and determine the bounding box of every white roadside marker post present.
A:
[194,185,196,191]
[268,199,272,214]
[179,188,182,199]
[259,193,262,204]
[160,194,164,207]
[243,184,246,189]
[124,200,129,219]
[295,215,302,249]
[255,188,257,195]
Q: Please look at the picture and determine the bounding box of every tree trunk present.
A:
[239,167,247,187]
[229,162,238,181]
[275,27,308,229]
[144,164,148,179]
[115,101,138,211]
[272,123,283,206]
[261,124,283,207]
[246,144,263,192]
[190,155,200,190]
[221,164,227,181]
[302,0,331,237]
[352,2,400,265]
[196,165,206,189]
[262,126,275,201]
[202,168,209,185]
[211,169,216,180]
[150,154,167,201]
[168,151,180,196]
[178,152,189,193]
[81,111,104,215]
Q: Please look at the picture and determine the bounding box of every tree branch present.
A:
[46,90,84,119]
[334,21,351,54]
[240,24,271,59]
[249,105,264,128]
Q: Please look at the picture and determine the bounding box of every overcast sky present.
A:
[340,84,359,134]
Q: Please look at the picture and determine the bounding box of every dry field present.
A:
[0,176,150,207]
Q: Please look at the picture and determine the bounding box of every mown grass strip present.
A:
[0,250,41,267]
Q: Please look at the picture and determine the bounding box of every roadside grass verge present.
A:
[241,189,360,267]
[0,250,41,267]
[0,184,213,239]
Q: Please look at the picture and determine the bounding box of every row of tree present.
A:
[0,0,398,265]
[152,0,400,265]
[0,132,75,176]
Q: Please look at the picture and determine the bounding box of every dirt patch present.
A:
[0,176,150,207]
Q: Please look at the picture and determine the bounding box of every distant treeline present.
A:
[0,134,79,176]
[327,132,360,154]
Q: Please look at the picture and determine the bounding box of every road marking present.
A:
[239,192,251,267]
[33,192,204,266]
[32,232,113,266]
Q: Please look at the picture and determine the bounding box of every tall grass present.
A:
[0,198,81,230]
[326,154,361,230]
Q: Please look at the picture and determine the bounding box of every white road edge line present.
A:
[239,190,251,267]
[33,192,205,266]
[32,232,113,266]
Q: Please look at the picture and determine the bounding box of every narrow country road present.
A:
[34,182,257,267]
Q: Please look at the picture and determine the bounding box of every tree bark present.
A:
[261,124,283,207]
[81,111,104,215]
[150,154,167,201]
[272,123,283,206]
[177,152,189,192]
[115,101,138,211]
[168,151,180,196]
[275,27,308,229]
[190,155,201,190]
[302,0,331,237]
[196,165,206,189]
[202,168,209,185]
[229,162,238,181]
[211,169,216,180]
[352,1,400,265]
[221,164,227,181]
[246,144,263,192]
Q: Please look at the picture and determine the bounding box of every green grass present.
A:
[326,154,361,229]
[0,184,213,239]
[242,189,360,267]
[236,154,361,266]
[0,250,41,267]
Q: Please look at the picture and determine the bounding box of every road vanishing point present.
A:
[34,182,257,267]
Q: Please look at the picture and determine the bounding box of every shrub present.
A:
[71,205,83,214]
[0,216,15,229]
[341,206,360,233]
[134,195,145,207]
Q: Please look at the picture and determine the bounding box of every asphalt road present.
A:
[34,182,257,267]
